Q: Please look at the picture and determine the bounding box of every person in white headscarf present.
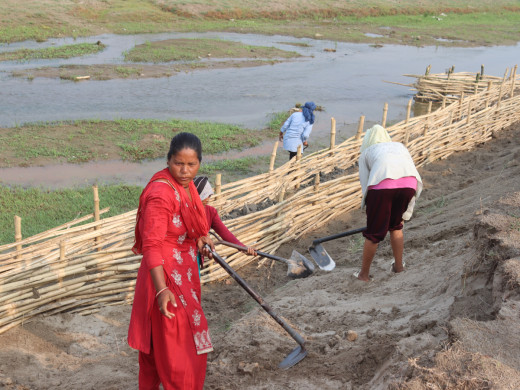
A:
[355,125,423,282]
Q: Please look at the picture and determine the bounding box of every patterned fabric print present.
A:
[187,268,192,282]
[192,309,201,326]
[178,295,187,307]
[189,246,197,263]
[191,288,199,303]
[177,232,186,245]
[194,330,213,353]
[172,248,183,264]
[171,269,182,286]
[172,214,183,228]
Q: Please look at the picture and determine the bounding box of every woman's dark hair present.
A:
[167,132,202,162]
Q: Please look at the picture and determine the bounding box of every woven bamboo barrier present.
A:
[1,67,519,333]
[387,64,519,104]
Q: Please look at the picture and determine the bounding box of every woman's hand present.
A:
[245,246,257,256]
[197,235,214,259]
[279,131,284,141]
[156,288,177,319]
[303,141,308,147]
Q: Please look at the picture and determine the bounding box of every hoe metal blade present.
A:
[308,243,336,271]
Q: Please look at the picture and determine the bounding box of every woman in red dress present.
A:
[128,132,215,390]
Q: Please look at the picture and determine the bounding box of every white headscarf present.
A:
[360,124,392,154]
[193,176,214,201]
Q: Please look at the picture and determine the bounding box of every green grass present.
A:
[266,111,291,133]
[0,185,142,245]
[2,0,519,46]
[0,118,270,166]
[199,156,270,176]
[0,154,270,245]
[114,66,142,77]
[0,43,105,62]
[124,38,300,63]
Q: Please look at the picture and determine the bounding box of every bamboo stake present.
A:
[382,102,388,127]
[14,216,22,259]
[511,65,517,98]
[405,100,412,123]
[355,116,365,140]
[215,174,222,200]
[93,185,100,223]
[330,117,336,151]
[269,141,278,172]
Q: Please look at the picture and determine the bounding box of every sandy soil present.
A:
[1,124,519,389]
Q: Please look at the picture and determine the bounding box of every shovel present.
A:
[216,240,314,279]
[206,245,307,369]
[308,227,367,271]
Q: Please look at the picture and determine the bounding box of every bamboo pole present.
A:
[215,174,222,200]
[355,116,365,140]
[405,100,412,123]
[269,141,278,172]
[511,65,517,98]
[330,117,336,151]
[14,216,22,259]
[382,102,388,127]
[93,185,100,223]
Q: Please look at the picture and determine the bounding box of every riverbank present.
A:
[1,118,518,390]
[2,0,520,46]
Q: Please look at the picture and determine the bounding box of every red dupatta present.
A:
[133,168,209,255]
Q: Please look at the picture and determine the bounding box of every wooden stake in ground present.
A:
[14,216,22,259]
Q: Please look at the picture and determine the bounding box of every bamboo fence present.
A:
[1,67,519,334]
[387,64,518,104]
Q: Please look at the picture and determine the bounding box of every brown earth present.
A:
[12,60,285,82]
[0,123,519,389]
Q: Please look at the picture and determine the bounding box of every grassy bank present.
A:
[0,185,142,245]
[0,42,105,62]
[1,0,519,46]
[124,38,300,62]
[0,154,271,245]
[0,118,279,167]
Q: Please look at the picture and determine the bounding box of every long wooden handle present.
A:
[207,246,305,347]
[216,240,289,265]
[311,227,366,246]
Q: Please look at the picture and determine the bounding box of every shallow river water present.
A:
[1,32,518,187]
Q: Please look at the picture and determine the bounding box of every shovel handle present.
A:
[311,227,366,246]
[206,245,306,347]
[216,240,289,265]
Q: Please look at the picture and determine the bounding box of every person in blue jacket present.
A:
[279,101,317,160]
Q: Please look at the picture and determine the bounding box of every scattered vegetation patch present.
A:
[0,42,105,62]
[0,184,142,245]
[124,38,300,63]
[199,156,270,176]
[0,118,273,167]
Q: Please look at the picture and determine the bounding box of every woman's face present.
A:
[167,148,200,188]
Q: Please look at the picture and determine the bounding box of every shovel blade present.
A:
[308,243,336,271]
[286,250,315,278]
[279,345,307,369]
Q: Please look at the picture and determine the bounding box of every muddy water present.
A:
[1,32,519,188]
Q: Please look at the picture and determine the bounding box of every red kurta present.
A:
[128,173,212,390]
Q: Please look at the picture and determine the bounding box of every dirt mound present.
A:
[0,124,519,389]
